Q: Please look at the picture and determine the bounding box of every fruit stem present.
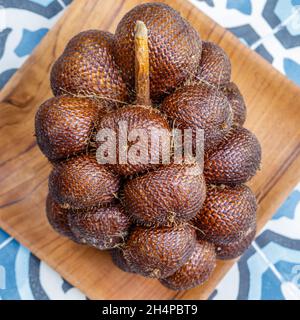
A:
[134,21,151,106]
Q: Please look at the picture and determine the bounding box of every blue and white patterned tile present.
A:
[210,243,300,300]
[0,229,85,300]
[259,183,300,240]
[209,245,272,300]
[254,182,300,299]
[0,0,68,88]
[192,0,300,85]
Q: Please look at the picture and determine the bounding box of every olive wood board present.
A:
[0,0,300,300]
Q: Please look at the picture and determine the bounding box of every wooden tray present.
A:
[1,0,300,300]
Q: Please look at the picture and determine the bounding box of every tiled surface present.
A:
[192,0,300,85]
[0,229,85,299]
[0,0,300,300]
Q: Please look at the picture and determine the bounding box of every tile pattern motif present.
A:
[0,0,300,300]
[193,0,300,85]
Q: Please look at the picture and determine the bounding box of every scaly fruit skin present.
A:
[123,224,197,278]
[194,184,257,245]
[161,84,232,150]
[124,163,206,226]
[221,82,246,126]
[49,154,120,209]
[110,248,134,273]
[194,41,231,86]
[68,204,130,250]
[216,223,256,260]
[46,194,79,242]
[50,30,128,103]
[35,96,104,161]
[96,105,170,176]
[204,126,261,185]
[114,2,202,101]
[160,241,216,290]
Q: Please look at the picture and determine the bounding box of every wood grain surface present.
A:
[1,0,300,300]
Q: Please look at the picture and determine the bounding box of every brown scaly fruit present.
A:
[46,193,79,242]
[35,96,106,161]
[68,204,130,250]
[221,82,246,126]
[110,248,135,273]
[194,41,231,87]
[96,105,170,176]
[48,154,120,209]
[161,83,233,151]
[160,240,216,290]
[114,2,202,101]
[204,126,261,185]
[123,224,197,278]
[216,222,256,260]
[50,30,128,103]
[96,21,171,176]
[124,163,206,226]
[194,184,257,245]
